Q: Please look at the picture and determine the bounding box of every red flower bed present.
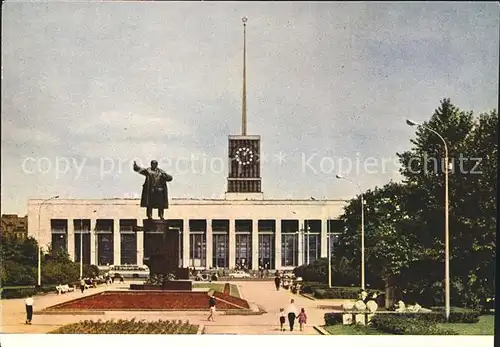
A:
[46,291,249,311]
[214,291,250,309]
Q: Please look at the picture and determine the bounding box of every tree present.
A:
[0,235,38,285]
[335,99,497,308]
[397,99,497,308]
[336,181,424,307]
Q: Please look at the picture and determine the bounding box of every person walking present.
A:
[80,278,85,293]
[25,295,34,325]
[297,308,307,331]
[274,273,281,291]
[207,294,216,322]
[286,299,298,331]
[279,308,286,331]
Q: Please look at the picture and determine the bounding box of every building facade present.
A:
[1,214,28,239]
[27,196,347,270]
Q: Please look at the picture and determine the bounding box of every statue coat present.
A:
[134,165,173,209]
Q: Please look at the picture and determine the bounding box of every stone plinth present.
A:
[355,313,366,325]
[342,313,353,325]
[143,219,179,275]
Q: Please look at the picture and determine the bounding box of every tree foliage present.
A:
[331,98,497,308]
[1,234,100,286]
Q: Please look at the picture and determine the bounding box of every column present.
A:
[275,219,281,270]
[182,219,189,268]
[297,220,304,266]
[321,219,328,258]
[67,220,75,261]
[113,219,121,265]
[252,219,259,270]
[90,219,97,265]
[137,230,144,266]
[229,219,236,269]
[206,219,213,269]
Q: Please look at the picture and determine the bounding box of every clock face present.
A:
[235,147,254,166]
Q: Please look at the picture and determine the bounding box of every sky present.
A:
[1,1,498,215]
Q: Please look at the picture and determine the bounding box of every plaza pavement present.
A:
[1,281,350,335]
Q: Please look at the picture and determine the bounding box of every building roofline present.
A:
[28,197,349,202]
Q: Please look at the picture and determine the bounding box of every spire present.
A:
[241,17,247,136]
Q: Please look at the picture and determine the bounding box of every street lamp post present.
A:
[336,174,365,290]
[406,119,450,321]
[327,216,332,288]
[80,219,84,279]
[37,195,59,286]
[305,222,311,265]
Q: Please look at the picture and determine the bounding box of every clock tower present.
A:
[227,17,262,195]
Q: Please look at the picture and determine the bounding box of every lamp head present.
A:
[406,119,418,126]
[335,174,344,179]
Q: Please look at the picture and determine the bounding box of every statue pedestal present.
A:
[142,219,190,280]
[133,219,192,292]
[143,219,179,275]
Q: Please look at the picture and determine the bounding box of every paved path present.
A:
[1,281,350,335]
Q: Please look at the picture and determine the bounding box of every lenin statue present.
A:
[133,160,173,219]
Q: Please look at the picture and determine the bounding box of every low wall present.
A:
[130,281,192,291]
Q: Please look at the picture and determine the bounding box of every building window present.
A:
[213,233,228,268]
[281,233,298,267]
[304,220,321,265]
[258,220,275,269]
[50,219,67,254]
[281,220,299,267]
[74,219,91,264]
[212,219,229,268]
[258,234,274,269]
[305,233,320,264]
[168,220,184,267]
[235,220,252,270]
[96,219,114,266]
[189,233,206,268]
[327,219,344,257]
[120,219,137,265]
[189,220,206,268]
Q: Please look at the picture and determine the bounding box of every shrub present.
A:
[313,287,360,299]
[1,287,37,299]
[223,283,231,295]
[324,312,343,325]
[49,319,199,334]
[370,315,457,335]
[301,282,328,294]
[1,285,56,299]
[429,307,480,323]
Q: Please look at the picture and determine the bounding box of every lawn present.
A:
[437,315,494,335]
[192,283,241,298]
[324,315,494,335]
[324,324,387,335]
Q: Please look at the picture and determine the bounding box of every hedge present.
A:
[324,312,343,325]
[429,307,481,323]
[1,285,56,299]
[370,315,458,335]
[316,288,362,299]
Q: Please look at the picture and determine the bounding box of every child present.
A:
[297,308,307,331]
[279,308,286,331]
